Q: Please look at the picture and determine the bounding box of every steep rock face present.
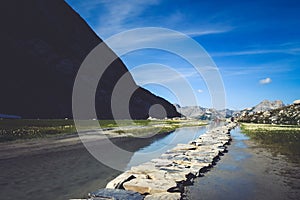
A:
[0,0,180,119]
[238,101,300,125]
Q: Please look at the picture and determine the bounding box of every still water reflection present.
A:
[185,127,300,200]
[126,125,207,169]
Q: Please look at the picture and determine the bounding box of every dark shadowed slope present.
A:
[0,0,180,119]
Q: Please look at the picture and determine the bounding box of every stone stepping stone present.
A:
[88,188,144,200]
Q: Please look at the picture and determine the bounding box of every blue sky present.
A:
[66,0,300,110]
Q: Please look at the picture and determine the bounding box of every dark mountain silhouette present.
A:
[0,0,180,119]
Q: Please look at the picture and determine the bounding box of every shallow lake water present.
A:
[3,124,298,200]
[126,125,207,168]
[185,127,300,200]
[0,125,208,200]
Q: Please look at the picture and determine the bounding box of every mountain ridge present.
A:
[236,100,285,118]
[238,100,300,125]
[0,0,180,119]
[174,104,236,120]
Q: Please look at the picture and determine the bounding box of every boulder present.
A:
[144,192,181,200]
[172,144,197,151]
[106,172,136,189]
[88,188,143,200]
[123,178,177,194]
[293,100,300,105]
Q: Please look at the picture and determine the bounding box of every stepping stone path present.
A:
[77,122,236,200]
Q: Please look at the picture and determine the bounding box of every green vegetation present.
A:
[112,125,181,135]
[0,119,206,142]
[240,123,300,163]
[241,123,300,137]
[0,119,76,142]
[98,120,151,128]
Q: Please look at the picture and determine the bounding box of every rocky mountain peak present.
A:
[252,100,284,112]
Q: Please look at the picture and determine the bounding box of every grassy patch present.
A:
[98,120,152,128]
[0,119,206,142]
[0,119,76,142]
[240,123,300,142]
[240,123,300,163]
[112,124,181,136]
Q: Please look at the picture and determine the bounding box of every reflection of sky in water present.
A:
[235,141,248,148]
[218,163,240,171]
[233,151,252,161]
[231,127,250,141]
[231,127,250,148]
[126,126,207,169]
[187,126,300,199]
[187,126,256,200]
[231,127,251,160]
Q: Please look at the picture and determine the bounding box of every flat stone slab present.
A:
[106,172,137,189]
[144,192,181,200]
[88,188,144,200]
[123,177,177,194]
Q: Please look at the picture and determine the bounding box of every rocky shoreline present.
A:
[74,122,236,200]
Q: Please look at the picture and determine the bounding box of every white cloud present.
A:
[212,48,300,57]
[89,0,232,39]
[220,62,295,77]
[197,89,203,93]
[131,65,198,85]
[67,0,233,40]
[184,28,232,37]
[95,0,160,37]
[259,77,272,84]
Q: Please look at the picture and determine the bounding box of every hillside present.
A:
[235,100,284,118]
[249,100,284,113]
[238,100,300,125]
[0,0,180,119]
